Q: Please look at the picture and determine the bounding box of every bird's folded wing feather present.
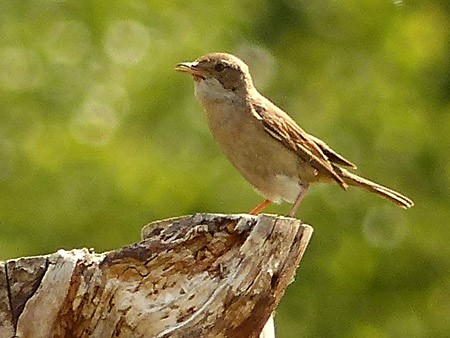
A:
[251,99,348,189]
[307,134,356,169]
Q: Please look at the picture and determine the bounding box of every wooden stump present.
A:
[0,213,313,338]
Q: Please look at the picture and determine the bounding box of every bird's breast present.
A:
[194,87,303,203]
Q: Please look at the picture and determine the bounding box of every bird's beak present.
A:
[175,62,207,79]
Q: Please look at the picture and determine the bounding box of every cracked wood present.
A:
[0,213,313,338]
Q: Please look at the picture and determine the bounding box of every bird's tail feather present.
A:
[334,167,414,209]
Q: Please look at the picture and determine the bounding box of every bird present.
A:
[175,52,414,217]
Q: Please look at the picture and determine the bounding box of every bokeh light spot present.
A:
[89,83,130,117]
[0,47,44,90]
[44,20,92,65]
[104,20,150,64]
[363,205,408,249]
[235,44,276,89]
[71,101,119,146]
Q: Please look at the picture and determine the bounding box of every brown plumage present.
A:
[176,52,414,216]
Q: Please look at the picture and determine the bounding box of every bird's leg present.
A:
[249,199,271,215]
[287,185,309,218]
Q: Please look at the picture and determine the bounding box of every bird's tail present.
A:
[334,166,414,209]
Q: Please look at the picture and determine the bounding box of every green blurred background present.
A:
[1,0,449,337]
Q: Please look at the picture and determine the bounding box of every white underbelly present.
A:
[274,174,302,203]
[254,174,303,204]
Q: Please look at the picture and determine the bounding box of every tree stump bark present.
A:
[0,213,313,338]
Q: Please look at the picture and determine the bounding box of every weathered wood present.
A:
[0,213,313,338]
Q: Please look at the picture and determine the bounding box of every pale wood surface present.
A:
[0,213,313,338]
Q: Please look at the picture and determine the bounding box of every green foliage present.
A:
[1,0,449,336]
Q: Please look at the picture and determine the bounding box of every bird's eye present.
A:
[215,63,225,72]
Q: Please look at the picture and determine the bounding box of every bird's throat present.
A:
[194,77,238,104]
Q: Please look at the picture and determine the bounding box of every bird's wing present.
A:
[251,98,348,189]
[307,134,357,169]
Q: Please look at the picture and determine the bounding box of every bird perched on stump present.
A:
[176,52,414,217]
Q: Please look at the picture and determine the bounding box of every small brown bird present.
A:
[176,53,413,217]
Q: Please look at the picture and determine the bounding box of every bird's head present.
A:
[176,53,255,101]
